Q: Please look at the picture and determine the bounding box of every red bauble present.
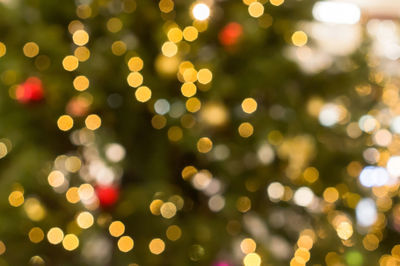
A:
[16,77,44,103]
[219,22,243,47]
[96,186,119,208]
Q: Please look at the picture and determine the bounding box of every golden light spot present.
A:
[197,68,212,84]
[160,202,177,219]
[0,142,7,159]
[65,156,81,173]
[85,114,101,130]
[183,26,199,42]
[183,68,198,82]
[238,122,254,138]
[200,102,228,127]
[243,0,256,5]
[48,170,65,188]
[240,238,257,254]
[297,235,313,250]
[241,98,257,114]
[197,137,213,153]
[107,17,123,33]
[128,57,144,72]
[72,30,89,46]
[292,31,308,47]
[236,196,251,213]
[159,0,174,13]
[66,187,80,204]
[303,167,319,183]
[73,75,89,91]
[167,126,183,142]
[363,234,379,251]
[243,253,261,266]
[63,55,79,71]
[118,236,134,252]
[29,227,44,243]
[248,2,264,18]
[336,222,353,240]
[150,199,164,215]
[135,86,152,102]
[47,227,64,245]
[111,41,127,56]
[0,42,6,57]
[68,20,84,34]
[149,238,165,255]
[127,72,143,88]
[181,166,198,180]
[24,198,45,221]
[323,187,339,203]
[392,245,400,258]
[74,46,90,62]
[181,82,198,97]
[295,248,310,262]
[151,115,167,129]
[161,41,178,57]
[57,115,74,131]
[186,97,201,113]
[109,221,125,237]
[166,225,182,241]
[270,0,284,6]
[168,27,183,43]
[63,234,79,251]
[76,4,92,19]
[8,191,24,207]
[76,211,94,229]
[181,114,196,128]
[23,42,39,58]
[78,183,94,201]
[0,241,5,255]
[123,0,137,13]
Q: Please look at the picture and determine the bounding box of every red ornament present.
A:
[96,186,119,208]
[219,22,243,47]
[16,77,44,103]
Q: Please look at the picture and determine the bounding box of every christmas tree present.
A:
[0,0,399,265]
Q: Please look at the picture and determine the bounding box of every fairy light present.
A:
[192,3,210,21]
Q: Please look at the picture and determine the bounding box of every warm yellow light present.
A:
[0,42,6,57]
[197,68,212,84]
[192,3,210,21]
[149,238,165,255]
[135,86,152,102]
[57,115,74,131]
[23,42,39,58]
[62,234,79,251]
[240,238,257,254]
[107,17,123,33]
[48,170,65,188]
[168,27,183,43]
[66,187,80,204]
[238,122,254,138]
[118,236,134,252]
[181,166,198,180]
[242,98,257,114]
[73,75,89,91]
[243,253,261,266]
[111,41,127,56]
[166,225,182,241]
[181,82,197,97]
[160,202,177,219]
[150,199,164,215]
[76,211,94,229]
[47,227,64,245]
[183,26,199,42]
[85,114,101,130]
[128,57,144,72]
[29,227,44,243]
[62,55,79,71]
[72,30,89,46]
[127,72,144,88]
[109,221,125,237]
[270,0,284,6]
[292,31,308,47]
[161,41,178,57]
[74,46,90,62]
[197,137,213,153]
[186,97,201,113]
[9,191,24,207]
[248,2,264,18]
[24,198,46,221]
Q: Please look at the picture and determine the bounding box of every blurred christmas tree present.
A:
[1,0,400,265]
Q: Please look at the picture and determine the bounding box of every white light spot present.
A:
[154,99,170,115]
[192,3,210,21]
[319,103,340,127]
[356,198,377,227]
[312,1,361,25]
[359,166,389,187]
[267,182,284,202]
[293,187,314,207]
[387,156,400,177]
